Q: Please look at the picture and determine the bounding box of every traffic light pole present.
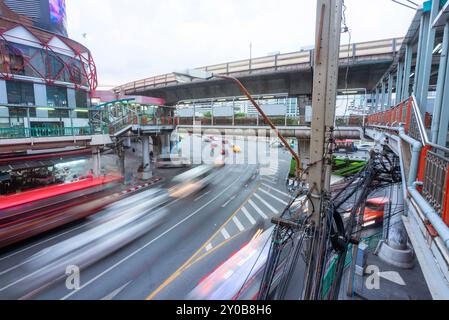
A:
[303,0,342,300]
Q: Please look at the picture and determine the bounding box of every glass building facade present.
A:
[0,0,97,132]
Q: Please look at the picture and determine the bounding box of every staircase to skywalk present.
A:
[90,99,177,139]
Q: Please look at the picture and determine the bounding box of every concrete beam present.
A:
[129,63,392,105]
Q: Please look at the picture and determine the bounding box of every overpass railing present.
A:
[105,114,177,136]
[176,116,364,128]
[91,100,177,137]
[366,96,449,226]
[117,38,403,94]
[0,126,104,140]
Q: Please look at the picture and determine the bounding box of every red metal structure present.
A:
[0,175,123,248]
[0,2,97,93]
[366,97,449,227]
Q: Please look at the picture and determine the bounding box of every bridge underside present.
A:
[129,62,392,105]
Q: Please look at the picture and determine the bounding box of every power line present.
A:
[391,0,418,11]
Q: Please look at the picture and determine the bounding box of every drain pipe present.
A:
[398,127,449,250]
[398,127,422,187]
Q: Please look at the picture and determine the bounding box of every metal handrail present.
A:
[365,96,449,230]
[0,126,95,139]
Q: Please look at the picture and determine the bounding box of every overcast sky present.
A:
[66,0,417,89]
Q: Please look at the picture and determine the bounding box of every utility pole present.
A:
[303,0,342,300]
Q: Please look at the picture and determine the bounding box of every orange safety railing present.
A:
[366,96,449,227]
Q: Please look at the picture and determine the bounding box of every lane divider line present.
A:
[58,174,245,301]
[145,179,260,300]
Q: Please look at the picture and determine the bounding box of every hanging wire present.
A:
[391,0,419,11]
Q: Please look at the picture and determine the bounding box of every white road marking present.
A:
[221,195,237,208]
[232,216,245,232]
[0,252,45,276]
[101,281,131,300]
[258,188,288,205]
[194,191,211,202]
[58,172,246,300]
[248,200,268,219]
[221,228,231,240]
[253,193,278,214]
[261,183,290,197]
[0,220,98,263]
[205,244,213,252]
[378,271,406,286]
[241,207,256,225]
[261,177,277,184]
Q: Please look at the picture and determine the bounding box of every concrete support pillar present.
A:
[432,22,449,144]
[118,146,126,179]
[395,62,403,104]
[437,28,449,147]
[211,100,214,126]
[380,81,386,111]
[92,147,101,177]
[161,134,171,155]
[124,134,132,148]
[416,0,439,115]
[387,73,393,108]
[375,87,380,112]
[402,44,413,101]
[414,13,429,95]
[142,135,152,179]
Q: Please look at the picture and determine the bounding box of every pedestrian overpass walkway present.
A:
[365,95,449,299]
[115,38,403,105]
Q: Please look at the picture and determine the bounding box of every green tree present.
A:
[203,112,212,118]
[235,112,247,119]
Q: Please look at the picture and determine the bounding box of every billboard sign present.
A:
[48,0,67,36]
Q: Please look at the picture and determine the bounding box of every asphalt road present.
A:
[0,136,294,300]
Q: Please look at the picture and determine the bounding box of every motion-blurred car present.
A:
[343,197,389,229]
[232,144,241,153]
[356,143,375,152]
[188,226,293,300]
[156,154,191,168]
[169,163,225,198]
[362,197,389,228]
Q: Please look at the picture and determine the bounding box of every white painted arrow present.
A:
[378,271,406,286]
[101,281,132,300]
